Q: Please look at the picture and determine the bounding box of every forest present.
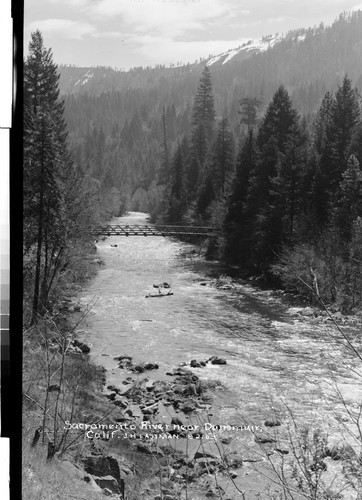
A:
[23,12,362,324]
[21,12,362,500]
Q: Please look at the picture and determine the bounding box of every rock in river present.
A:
[208,356,227,365]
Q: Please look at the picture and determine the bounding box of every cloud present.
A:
[92,31,125,39]
[266,17,290,23]
[28,18,96,39]
[89,0,248,38]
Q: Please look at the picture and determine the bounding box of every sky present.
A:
[24,0,362,70]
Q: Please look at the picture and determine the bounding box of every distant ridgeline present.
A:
[59,11,362,208]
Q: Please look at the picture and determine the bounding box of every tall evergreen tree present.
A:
[238,97,261,132]
[224,129,258,264]
[196,118,235,218]
[312,76,360,228]
[246,86,301,269]
[333,154,362,243]
[24,31,92,323]
[330,75,360,170]
[190,66,215,172]
[158,106,170,185]
[211,118,235,195]
[166,139,189,222]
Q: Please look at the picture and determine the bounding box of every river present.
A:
[78,212,361,447]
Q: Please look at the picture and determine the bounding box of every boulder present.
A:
[113,355,133,361]
[83,455,121,483]
[133,364,145,373]
[117,384,134,397]
[144,362,159,370]
[255,435,277,444]
[179,401,195,413]
[136,443,153,455]
[264,419,281,427]
[208,356,227,365]
[106,384,120,393]
[190,359,206,368]
[145,379,155,391]
[194,451,218,460]
[73,340,91,353]
[276,448,289,455]
[93,475,120,494]
[105,392,117,401]
[196,458,220,468]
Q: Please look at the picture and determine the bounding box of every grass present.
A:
[22,439,104,500]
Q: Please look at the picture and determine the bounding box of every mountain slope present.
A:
[58,11,362,209]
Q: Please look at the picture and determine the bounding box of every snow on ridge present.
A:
[74,70,94,87]
[81,72,94,86]
[206,54,224,66]
[222,48,240,64]
[206,34,291,66]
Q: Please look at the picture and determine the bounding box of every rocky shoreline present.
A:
[72,348,277,499]
[63,270,362,499]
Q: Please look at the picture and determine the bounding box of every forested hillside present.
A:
[56,11,362,311]
[58,12,362,217]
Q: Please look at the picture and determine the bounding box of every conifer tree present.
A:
[211,118,235,195]
[166,139,188,222]
[333,154,362,243]
[196,118,235,218]
[24,31,92,323]
[246,86,300,269]
[312,76,360,228]
[190,66,215,171]
[238,97,261,132]
[224,129,258,264]
[330,75,360,169]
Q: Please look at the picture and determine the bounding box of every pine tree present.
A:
[330,75,360,169]
[211,118,235,195]
[312,77,360,228]
[166,139,189,222]
[238,97,261,132]
[271,120,309,243]
[24,31,91,323]
[158,106,170,185]
[196,118,235,218]
[309,92,335,228]
[190,66,215,171]
[245,86,300,269]
[333,154,362,243]
[224,129,258,265]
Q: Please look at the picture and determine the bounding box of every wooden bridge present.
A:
[91,224,218,238]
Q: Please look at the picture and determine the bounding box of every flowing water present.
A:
[79,212,361,432]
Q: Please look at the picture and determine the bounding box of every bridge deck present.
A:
[92,224,218,237]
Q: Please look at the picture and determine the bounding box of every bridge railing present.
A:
[91,224,219,237]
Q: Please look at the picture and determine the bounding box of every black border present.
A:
[4,1,24,498]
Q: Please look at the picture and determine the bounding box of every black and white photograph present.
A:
[21,0,362,498]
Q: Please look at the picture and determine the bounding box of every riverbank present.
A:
[23,213,362,499]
